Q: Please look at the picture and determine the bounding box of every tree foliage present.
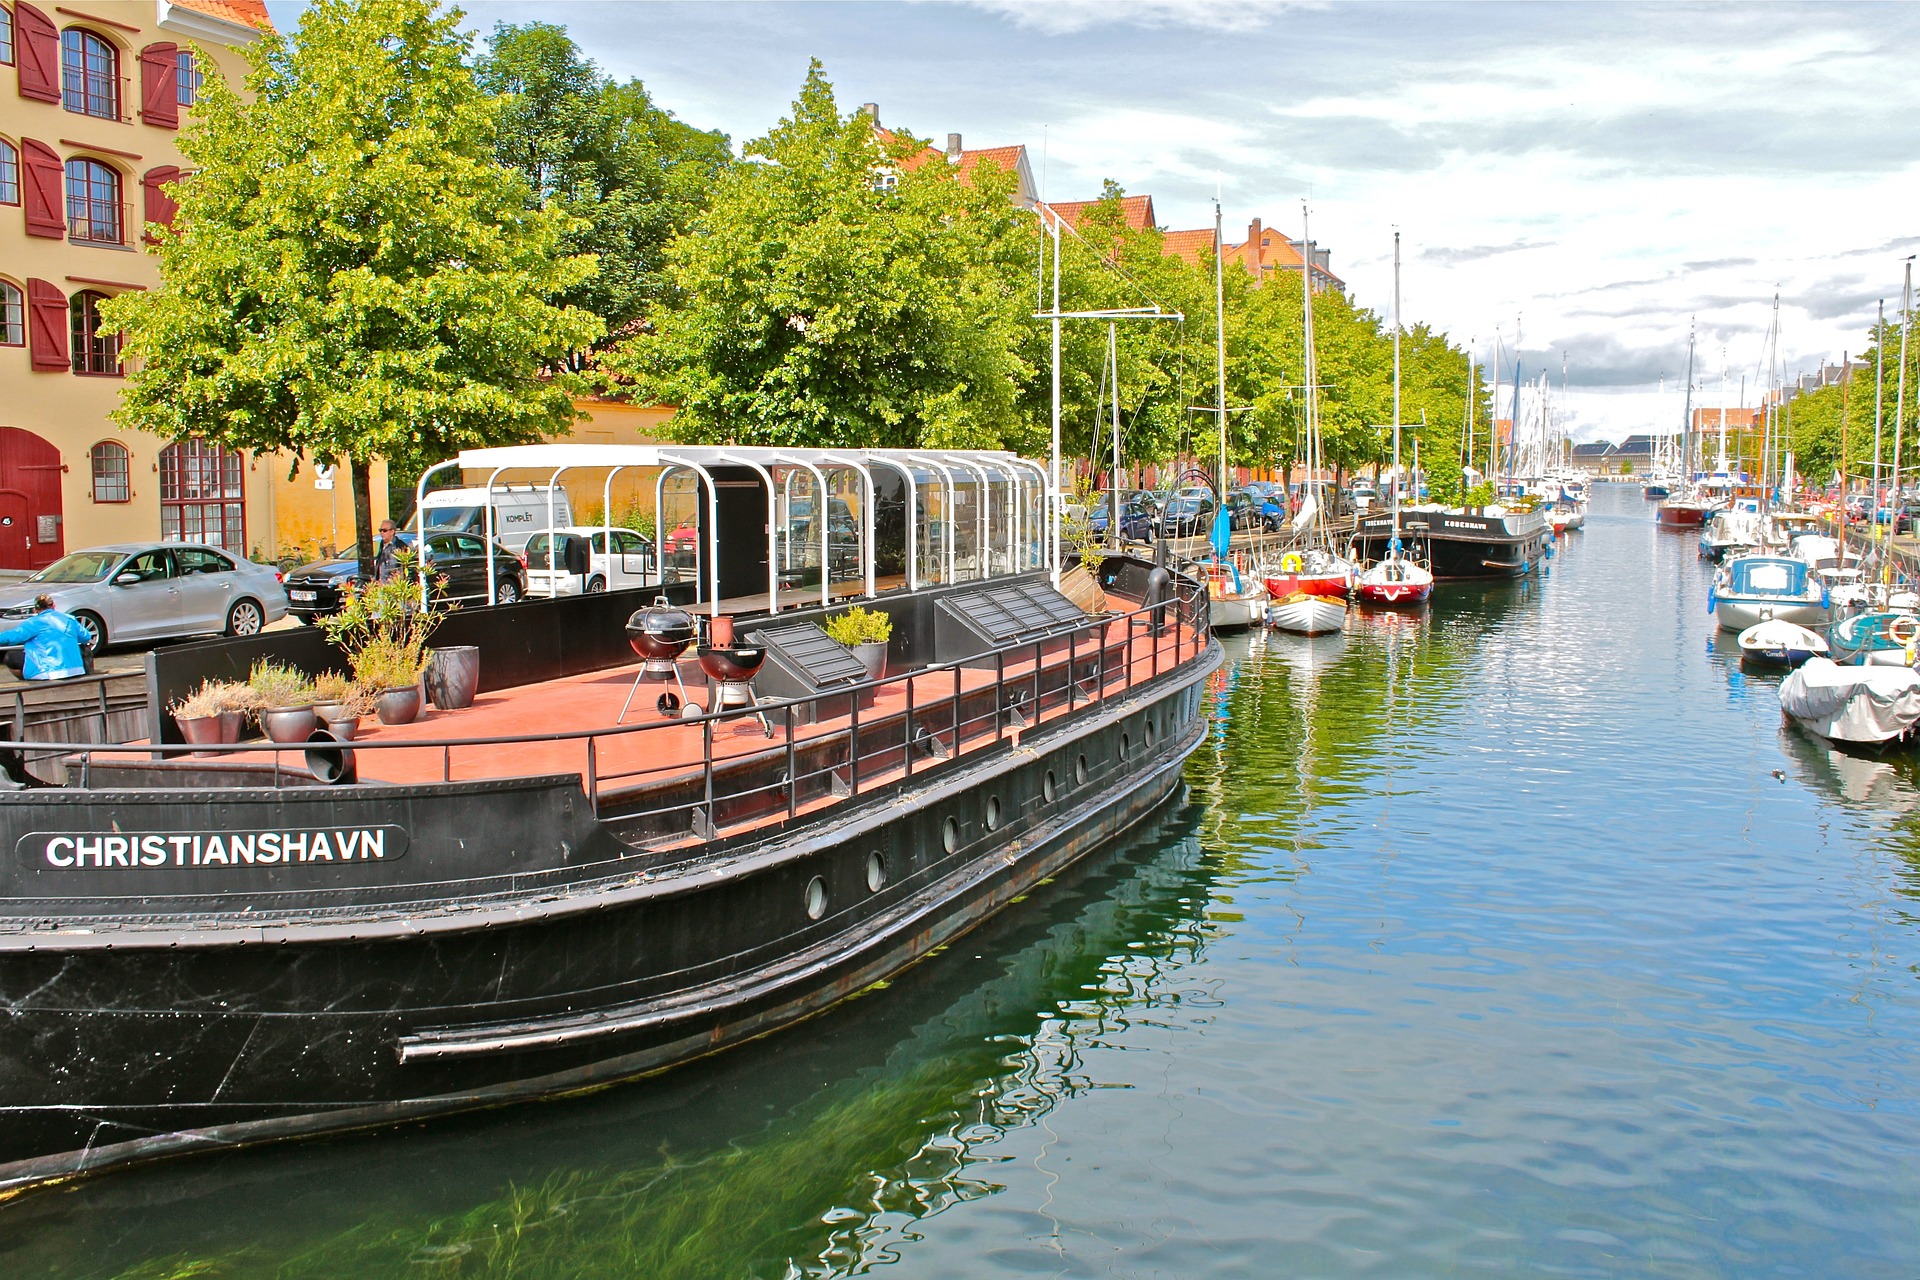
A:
[101,0,603,572]
[474,22,730,354]
[607,61,1035,449]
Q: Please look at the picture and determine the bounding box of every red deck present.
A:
[101,608,1208,831]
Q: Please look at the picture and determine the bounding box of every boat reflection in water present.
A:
[0,802,1220,1280]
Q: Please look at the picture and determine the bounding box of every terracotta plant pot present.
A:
[425,646,480,710]
[853,640,887,682]
[375,686,422,726]
[178,715,222,754]
[311,699,346,723]
[217,710,245,743]
[260,705,318,745]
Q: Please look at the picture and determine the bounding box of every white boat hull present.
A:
[1266,594,1348,635]
[1208,590,1266,632]
[1714,597,1827,632]
[1736,620,1828,668]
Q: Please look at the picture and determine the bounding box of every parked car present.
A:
[1158,488,1218,539]
[1089,491,1159,543]
[0,543,287,649]
[417,485,572,554]
[522,527,658,597]
[283,532,526,624]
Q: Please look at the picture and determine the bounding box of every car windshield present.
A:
[421,506,478,531]
[29,551,122,583]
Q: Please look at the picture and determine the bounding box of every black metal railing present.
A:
[50,580,1212,844]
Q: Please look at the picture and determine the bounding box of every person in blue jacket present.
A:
[0,595,92,680]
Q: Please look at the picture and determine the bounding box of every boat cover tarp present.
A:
[1779,658,1920,744]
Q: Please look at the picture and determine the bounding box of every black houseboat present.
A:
[0,445,1219,1194]
[1350,505,1550,580]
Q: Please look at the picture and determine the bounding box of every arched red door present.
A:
[0,427,67,571]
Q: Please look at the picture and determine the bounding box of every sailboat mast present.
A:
[1873,299,1886,532]
[1215,201,1228,506]
[1301,203,1320,536]
[1392,230,1402,532]
[1681,323,1696,482]
[1895,260,1913,533]
[1108,322,1122,552]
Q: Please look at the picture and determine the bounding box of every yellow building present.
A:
[1,0,384,570]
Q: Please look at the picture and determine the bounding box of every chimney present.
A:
[946,132,963,161]
[860,102,879,124]
[1247,218,1263,265]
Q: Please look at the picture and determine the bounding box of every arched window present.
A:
[0,6,14,67]
[90,440,129,502]
[0,280,22,347]
[0,137,17,205]
[61,28,118,119]
[64,157,120,244]
[176,48,199,106]
[68,290,119,375]
[160,440,245,552]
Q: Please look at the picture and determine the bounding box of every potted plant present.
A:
[319,682,377,741]
[322,553,451,726]
[169,680,232,751]
[248,659,318,744]
[311,671,353,723]
[823,604,893,681]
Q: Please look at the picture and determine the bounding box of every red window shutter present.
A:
[139,43,179,128]
[143,165,181,238]
[20,139,64,239]
[14,4,60,104]
[26,279,69,372]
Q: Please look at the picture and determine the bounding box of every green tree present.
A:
[609,61,1033,449]
[474,22,730,355]
[101,0,603,576]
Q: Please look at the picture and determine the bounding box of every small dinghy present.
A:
[1736,619,1828,668]
[1354,551,1434,607]
[1780,658,1920,747]
[1267,592,1348,635]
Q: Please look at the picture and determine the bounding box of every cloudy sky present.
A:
[271,0,1920,442]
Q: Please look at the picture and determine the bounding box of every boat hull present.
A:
[1264,573,1349,600]
[1207,591,1266,633]
[1781,658,1920,746]
[1714,597,1828,632]
[0,647,1221,1193]
[1350,510,1549,581]
[1266,594,1348,634]
[1657,503,1711,527]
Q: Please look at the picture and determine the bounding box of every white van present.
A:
[415,486,572,553]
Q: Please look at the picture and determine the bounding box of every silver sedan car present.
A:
[0,543,289,648]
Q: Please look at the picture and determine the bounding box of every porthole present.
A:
[943,816,960,853]
[1121,732,1131,760]
[1075,754,1088,786]
[804,875,828,920]
[985,796,1001,831]
[1043,770,1057,803]
[866,852,887,893]
[1145,717,1156,746]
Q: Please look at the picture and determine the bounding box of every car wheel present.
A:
[72,610,106,650]
[495,578,523,605]
[226,599,265,636]
[585,575,606,595]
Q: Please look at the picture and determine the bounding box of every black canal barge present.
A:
[1350,505,1550,580]
[0,445,1221,1194]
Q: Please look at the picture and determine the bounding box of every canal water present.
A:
[7,485,1920,1278]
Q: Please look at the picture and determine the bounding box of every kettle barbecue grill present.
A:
[620,598,697,720]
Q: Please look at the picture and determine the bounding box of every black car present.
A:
[283,532,528,624]
[1089,491,1159,543]
[1158,490,1218,539]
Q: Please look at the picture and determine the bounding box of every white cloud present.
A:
[952,0,1287,37]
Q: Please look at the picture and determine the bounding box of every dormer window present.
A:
[62,28,119,120]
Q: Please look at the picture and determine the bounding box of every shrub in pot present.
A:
[322,554,451,726]
[169,680,238,750]
[248,659,318,744]
[823,605,893,682]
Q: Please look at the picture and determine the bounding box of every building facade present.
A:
[2,0,382,569]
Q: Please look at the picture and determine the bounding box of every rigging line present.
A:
[1043,204,1181,318]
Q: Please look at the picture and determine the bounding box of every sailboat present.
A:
[1657,324,1719,528]
[1355,232,1435,609]
[1267,204,1352,635]
[1199,201,1270,633]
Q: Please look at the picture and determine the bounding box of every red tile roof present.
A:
[174,0,274,30]
[1042,194,1158,233]
[1159,228,1217,266]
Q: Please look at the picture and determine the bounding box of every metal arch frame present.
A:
[862,455,920,590]
[712,451,781,613]
[812,450,879,599]
[767,455,835,610]
[411,460,462,606]
[652,456,723,618]
[965,454,1021,575]
[891,452,957,586]
[918,452,993,581]
[1002,455,1051,571]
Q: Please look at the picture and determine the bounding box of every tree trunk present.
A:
[351,456,376,582]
